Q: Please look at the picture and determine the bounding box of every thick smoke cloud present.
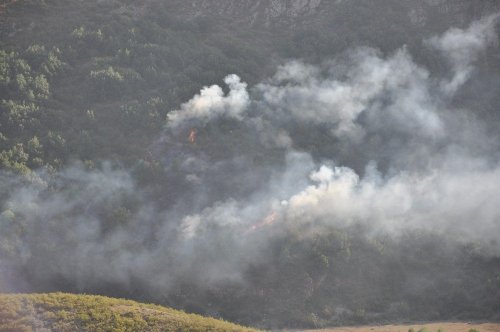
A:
[166,74,249,128]
[1,14,500,299]
[256,50,442,142]
[286,162,500,245]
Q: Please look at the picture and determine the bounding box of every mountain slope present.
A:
[0,293,260,331]
[1,0,498,175]
[2,1,500,330]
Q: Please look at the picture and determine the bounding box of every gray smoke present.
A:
[427,13,500,94]
[1,14,500,297]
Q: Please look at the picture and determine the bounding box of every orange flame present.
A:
[188,129,196,144]
[247,211,278,233]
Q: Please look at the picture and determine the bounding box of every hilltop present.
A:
[0,293,260,331]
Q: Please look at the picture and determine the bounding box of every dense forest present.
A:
[1,0,500,329]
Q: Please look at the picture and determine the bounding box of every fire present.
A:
[188,129,196,144]
[247,211,278,233]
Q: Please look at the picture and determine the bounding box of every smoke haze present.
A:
[1,10,500,326]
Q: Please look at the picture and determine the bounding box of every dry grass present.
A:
[0,292,260,332]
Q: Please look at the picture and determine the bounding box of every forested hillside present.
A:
[1,0,500,329]
[0,0,274,174]
[1,0,499,174]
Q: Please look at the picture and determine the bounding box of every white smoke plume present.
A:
[256,47,443,143]
[166,74,250,128]
[158,13,500,252]
[285,161,500,247]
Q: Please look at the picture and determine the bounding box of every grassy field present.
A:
[0,293,260,331]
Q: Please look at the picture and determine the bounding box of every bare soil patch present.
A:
[303,322,500,332]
